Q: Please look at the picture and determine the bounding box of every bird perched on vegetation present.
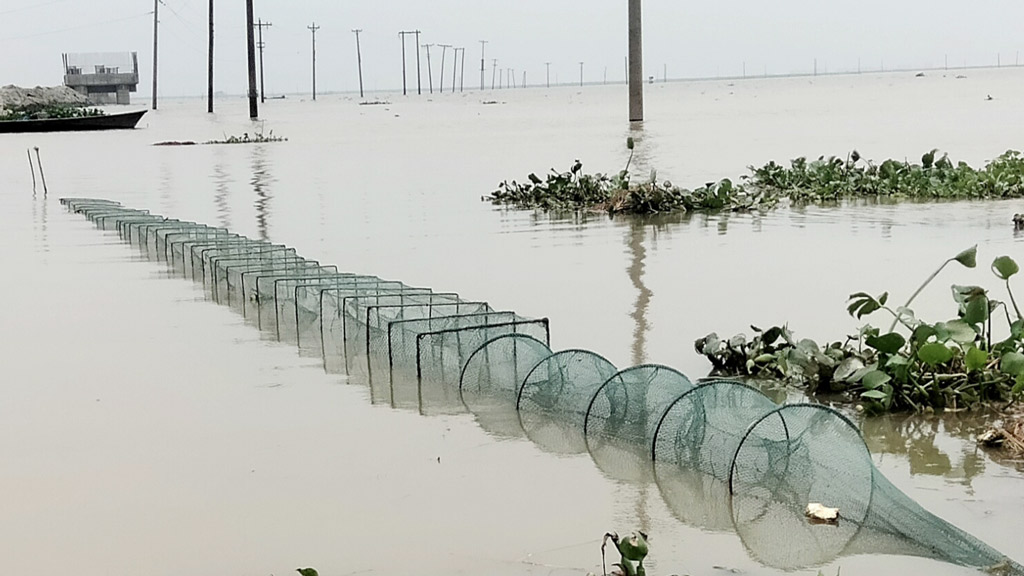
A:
[571,159,583,175]
[296,568,319,576]
[602,531,649,576]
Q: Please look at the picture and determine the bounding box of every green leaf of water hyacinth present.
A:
[965,346,989,372]
[861,389,888,400]
[918,342,953,366]
[953,245,978,268]
[992,255,1019,280]
[1000,352,1024,376]
[866,332,905,354]
[862,369,891,390]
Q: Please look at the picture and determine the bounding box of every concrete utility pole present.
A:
[255,19,272,102]
[414,30,422,95]
[308,23,319,100]
[352,29,364,98]
[423,43,434,93]
[491,58,497,89]
[151,0,158,110]
[453,47,463,92]
[628,0,644,121]
[545,62,551,88]
[438,44,451,93]
[399,30,416,96]
[459,47,466,91]
[479,40,488,90]
[245,0,258,118]
[207,0,213,113]
[579,61,584,86]
[522,70,526,89]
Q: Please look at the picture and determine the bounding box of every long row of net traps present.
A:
[62,197,1022,575]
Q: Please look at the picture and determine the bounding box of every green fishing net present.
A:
[63,198,1023,575]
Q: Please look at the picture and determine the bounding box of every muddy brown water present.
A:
[2,68,1024,576]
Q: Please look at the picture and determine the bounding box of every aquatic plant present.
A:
[487,148,1024,216]
[748,149,1024,201]
[697,248,1024,413]
[204,130,287,145]
[487,139,776,215]
[602,531,649,576]
[0,106,104,121]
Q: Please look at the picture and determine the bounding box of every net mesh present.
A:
[62,198,1023,575]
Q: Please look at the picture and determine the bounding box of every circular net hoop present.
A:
[583,365,695,482]
[458,334,552,440]
[728,404,871,570]
[517,350,618,454]
[653,380,777,481]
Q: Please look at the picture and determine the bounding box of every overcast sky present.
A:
[2,0,1023,97]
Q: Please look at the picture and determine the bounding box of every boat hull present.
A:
[0,110,147,134]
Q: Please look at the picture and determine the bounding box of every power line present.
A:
[0,0,71,17]
[0,11,151,41]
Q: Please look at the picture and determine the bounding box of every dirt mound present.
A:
[0,85,91,112]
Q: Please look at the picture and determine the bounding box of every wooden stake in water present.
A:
[628,0,644,121]
[352,29,364,99]
[27,149,37,194]
[34,147,48,196]
[308,22,320,100]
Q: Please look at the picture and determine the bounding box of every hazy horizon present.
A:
[2,0,1022,98]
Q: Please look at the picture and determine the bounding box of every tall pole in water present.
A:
[438,44,451,93]
[207,0,214,112]
[479,40,488,90]
[460,47,466,91]
[352,29,364,98]
[579,61,584,86]
[452,47,462,92]
[399,31,414,96]
[628,0,644,121]
[255,19,272,102]
[423,43,434,93]
[414,30,422,95]
[151,0,158,110]
[245,0,258,118]
[308,23,319,100]
[545,62,551,88]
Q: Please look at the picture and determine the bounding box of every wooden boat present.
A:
[0,109,147,133]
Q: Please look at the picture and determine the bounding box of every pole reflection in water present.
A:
[212,149,232,230]
[250,145,273,241]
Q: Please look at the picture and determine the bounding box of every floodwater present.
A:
[2,68,1024,576]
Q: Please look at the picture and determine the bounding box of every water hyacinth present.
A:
[487,148,1024,215]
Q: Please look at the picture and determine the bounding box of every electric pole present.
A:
[352,29,364,98]
[399,31,416,96]
[423,43,434,93]
[308,22,320,100]
[245,0,257,118]
[479,40,488,90]
[254,19,272,102]
[579,61,584,86]
[414,30,422,95]
[628,0,644,121]
[438,44,451,93]
[545,62,550,88]
[453,47,463,92]
[151,0,158,110]
[459,47,466,92]
[207,0,213,113]
[491,59,497,89]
